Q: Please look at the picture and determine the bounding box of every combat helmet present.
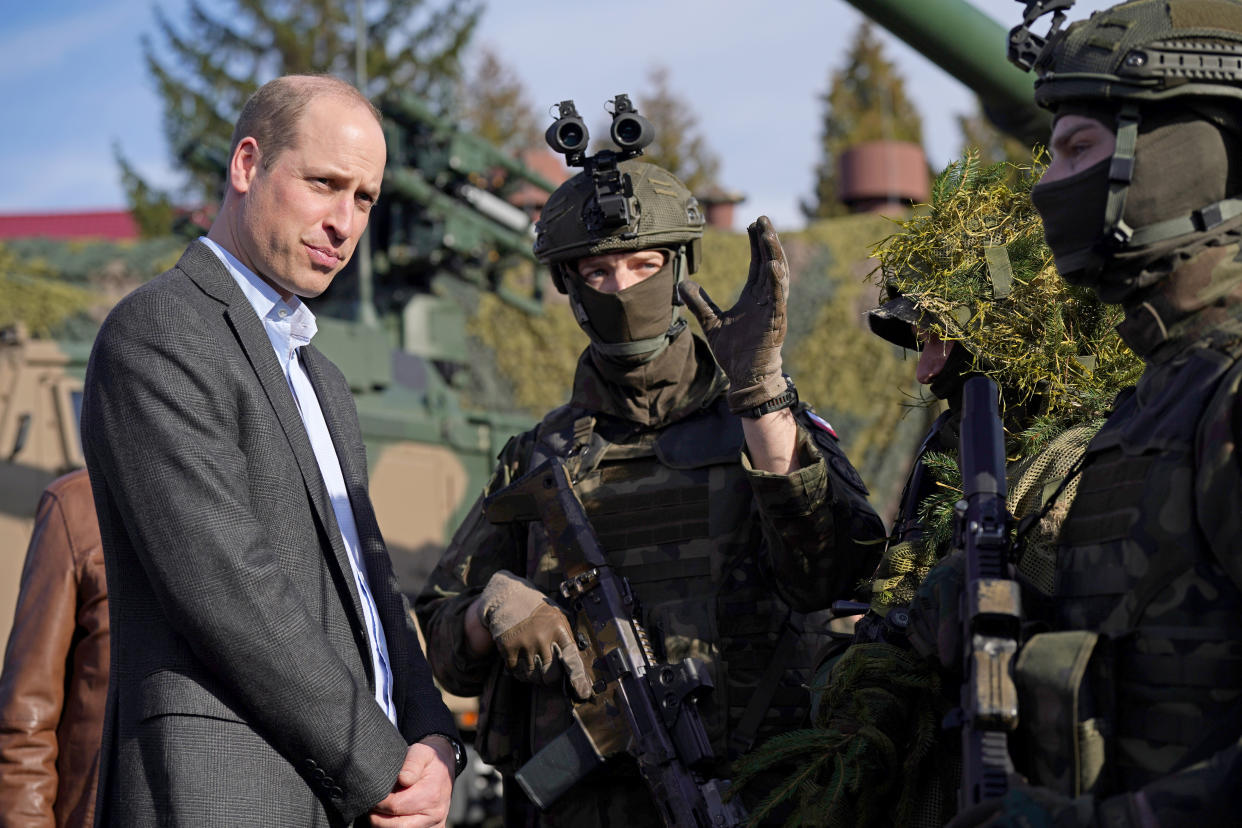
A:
[870,152,1141,435]
[1009,0,1242,295]
[534,96,704,361]
[534,160,704,278]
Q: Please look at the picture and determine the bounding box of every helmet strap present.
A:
[1090,102,1242,273]
[1086,103,1142,276]
[670,245,688,306]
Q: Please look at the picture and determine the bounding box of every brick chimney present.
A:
[696,187,746,230]
[837,141,930,215]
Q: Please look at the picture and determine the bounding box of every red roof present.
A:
[0,209,139,241]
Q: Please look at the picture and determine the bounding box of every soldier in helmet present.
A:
[415,104,885,825]
[910,1,1242,824]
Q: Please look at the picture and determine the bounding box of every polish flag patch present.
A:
[805,410,838,439]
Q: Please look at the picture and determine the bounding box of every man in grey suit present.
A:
[81,75,463,827]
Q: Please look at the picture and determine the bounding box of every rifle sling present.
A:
[729,608,799,756]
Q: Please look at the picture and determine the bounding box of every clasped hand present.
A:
[370,736,455,827]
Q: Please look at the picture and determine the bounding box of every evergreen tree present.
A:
[115,146,178,239]
[458,46,541,157]
[957,104,1034,167]
[803,22,924,219]
[120,0,480,236]
[635,66,721,195]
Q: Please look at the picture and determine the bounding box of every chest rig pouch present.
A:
[514,400,818,765]
[1013,345,1242,797]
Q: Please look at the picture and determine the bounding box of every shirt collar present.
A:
[199,236,317,347]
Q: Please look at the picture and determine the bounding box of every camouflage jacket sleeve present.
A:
[413,431,534,698]
[742,407,885,612]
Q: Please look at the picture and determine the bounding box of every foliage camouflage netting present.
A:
[729,153,1146,828]
[870,151,1143,458]
[869,152,1144,569]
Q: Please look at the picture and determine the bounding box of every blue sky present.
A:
[0,0,1113,230]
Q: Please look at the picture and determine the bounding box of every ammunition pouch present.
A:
[1013,630,1115,798]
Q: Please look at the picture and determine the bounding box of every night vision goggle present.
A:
[545,93,654,234]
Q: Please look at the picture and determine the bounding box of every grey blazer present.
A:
[81,241,456,826]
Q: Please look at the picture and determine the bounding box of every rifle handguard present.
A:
[956,376,1020,808]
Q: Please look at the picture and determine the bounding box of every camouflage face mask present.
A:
[1034,108,1242,304]
[572,254,678,354]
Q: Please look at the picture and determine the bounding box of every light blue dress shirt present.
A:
[200,237,398,725]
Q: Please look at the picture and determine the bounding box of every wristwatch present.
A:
[737,375,798,419]
[431,733,467,778]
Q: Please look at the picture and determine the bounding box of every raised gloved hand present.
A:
[946,780,1097,828]
[476,570,593,700]
[678,215,789,414]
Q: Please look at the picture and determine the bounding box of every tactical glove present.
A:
[679,215,789,414]
[907,550,968,675]
[477,570,593,700]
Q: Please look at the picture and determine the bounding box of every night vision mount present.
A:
[1009,0,1075,71]
[545,94,655,233]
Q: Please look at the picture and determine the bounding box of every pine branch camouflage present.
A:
[730,154,1141,827]
[872,152,1142,455]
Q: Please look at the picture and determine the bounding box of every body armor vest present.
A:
[1014,336,1242,796]
[517,397,823,768]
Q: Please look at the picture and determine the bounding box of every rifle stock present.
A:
[485,458,745,827]
[955,376,1021,807]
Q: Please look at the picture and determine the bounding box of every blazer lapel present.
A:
[299,347,387,574]
[180,242,370,641]
[303,345,423,717]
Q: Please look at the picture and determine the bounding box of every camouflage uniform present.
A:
[417,140,883,824]
[916,3,1242,824]
[733,155,1141,828]
[415,335,881,826]
[912,250,1242,827]
[1009,252,1242,823]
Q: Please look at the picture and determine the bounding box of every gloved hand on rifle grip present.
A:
[907,550,967,675]
[678,215,789,414]
[477,570,594,700]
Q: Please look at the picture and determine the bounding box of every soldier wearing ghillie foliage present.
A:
[926,1,1242,824]
[729,152,1140,827]
[414,97,884,827]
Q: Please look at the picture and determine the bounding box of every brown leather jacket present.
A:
[0,469,108,828]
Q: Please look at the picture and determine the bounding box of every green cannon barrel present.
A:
[844,0,1050,147]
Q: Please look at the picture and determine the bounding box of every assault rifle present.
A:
[485,457,745,828]
[953,376,1020,807]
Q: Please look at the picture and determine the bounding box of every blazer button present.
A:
[303,758,318,770]
[330,786,344,798]
[312,768,326,781]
